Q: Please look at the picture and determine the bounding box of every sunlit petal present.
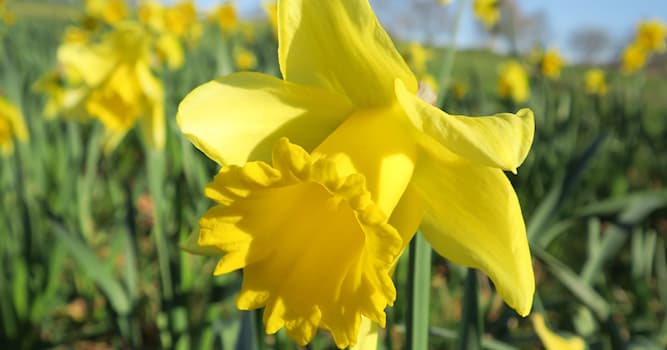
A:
[177,72,354,166]
[410,148,534,316]
[278,0,417,107]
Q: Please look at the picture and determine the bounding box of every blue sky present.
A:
[197,0,667,61]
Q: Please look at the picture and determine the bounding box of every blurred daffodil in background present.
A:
[0,0,14,25]
[84,0,128,26]
[234,48,257,70]
[497,60,530,103]
[209,2,238,33]
[473,0,500,29]
[179,0,535,347]
[163,0,202,44]
[262,1,278,36]
[57,22,165,151]
[540,49,565,78]
[532,313,587,350]
[636,19,667,53]
[621,42,647,74]
[0,95,29,155]
[584,68,608,96]
[621,19,666,74]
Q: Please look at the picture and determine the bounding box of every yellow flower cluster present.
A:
[622,19,667,74]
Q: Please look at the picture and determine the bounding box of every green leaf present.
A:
[532,246,610,319]
[52,223,131,315]
[457,269,481,350]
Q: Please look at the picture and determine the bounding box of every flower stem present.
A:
[406,233,432,349]
[436,0,468,107]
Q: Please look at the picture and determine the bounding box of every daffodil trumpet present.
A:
[178,0,536,348]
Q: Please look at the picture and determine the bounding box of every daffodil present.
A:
[621,42,647,74]
[58,22,165,151]
[164,0,202,44]
[0,95,29,155]
[178,0,535,348]
[404,42,432,76]
[234,48,257,70]
[85,0,128,25]
[540,49,565,78]
[584,68,607,96]
[636,19,667,53]
[473,0,500,29]
[209,2,238,33]
[497,60,530,103]
[532,313,586,350]
[1,0,15,25]
[262,1,278,36]
[138,0,166,33]
[155,33,185,70]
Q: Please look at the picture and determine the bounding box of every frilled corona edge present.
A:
[186,138,403,348]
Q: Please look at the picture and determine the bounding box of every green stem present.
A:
[406,233,432,350]
[146,148,173,301]
[457,269,482,350]
[436,0,468,106]
[78,124,103,242]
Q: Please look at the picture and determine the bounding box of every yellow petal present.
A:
[396,79,534,173]
[278,0,417,107]
[350,317,378,350]
[176,72,354,166]
[313,106,418,216]
[57,41,116,87]
[191,138,402,348]
[532,313,586,350]
[136,63,166,150]
[410,147,534,316]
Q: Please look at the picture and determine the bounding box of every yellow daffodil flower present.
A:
[178,0,535,348]
[33,71,89,120]
[0,95,29,155]
[210,2,238,33]
[405,42,432,76]
[234,48,257,71]
[262,1,278,36]
[540,50,565,78]
[532,313,586,350]
[1,0,15,25]
[156,34,185,70]
[621,42,648,74]
[584,69,607,96]
[85,0,128,25]
[636,19,667,53]
[164,0,202,43]
[138,0,166,33]
[58,22,165,151]
[497,60,530,103]
[473,0,500,29]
